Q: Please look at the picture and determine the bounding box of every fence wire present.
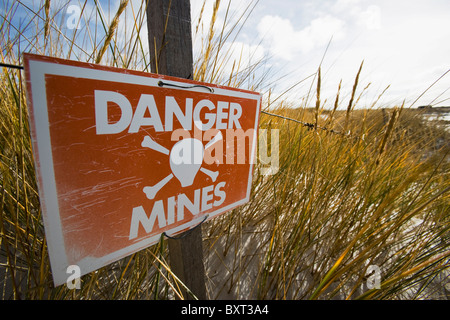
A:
[261,110,353,138]
[1,62,354,138]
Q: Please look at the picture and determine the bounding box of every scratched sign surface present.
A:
[24,53,261,286]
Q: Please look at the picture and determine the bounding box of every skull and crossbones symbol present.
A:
[140,132,222,199]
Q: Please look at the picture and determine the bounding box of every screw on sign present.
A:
[23,53,261,285]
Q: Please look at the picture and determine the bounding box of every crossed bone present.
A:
[141,132,222,200]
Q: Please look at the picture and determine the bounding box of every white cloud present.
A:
[358,5,381,30]
[333,0,362,9]
[192,0,450,107]
[220,41,265,76]
[257,14,346,60]
[257,15,297,60]
[332,0,382,31]
[306,15,347,48]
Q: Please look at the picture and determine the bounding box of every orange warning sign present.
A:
[23,53,261,285]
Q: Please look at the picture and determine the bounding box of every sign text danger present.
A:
[94,90,243,134]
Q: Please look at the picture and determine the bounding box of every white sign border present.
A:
[25,55,261,286]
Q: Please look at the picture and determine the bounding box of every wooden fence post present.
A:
[146,0,207,300]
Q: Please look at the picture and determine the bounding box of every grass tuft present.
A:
[0,0,449,300]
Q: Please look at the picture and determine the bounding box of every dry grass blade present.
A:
[330,79,342,124]
[376,104,402,161]
[147,249,199,300]
[315,67,321,130]
[1,0,449,301]
[356,249,450,300]
[95,0,129,64]
[44,0,51,40]
[344,61,364,133]
[198,0,221,82]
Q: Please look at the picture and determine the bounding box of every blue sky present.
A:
[5,0,450,109]
[191,0,450,108]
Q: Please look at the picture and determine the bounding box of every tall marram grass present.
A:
[1,0,449,299]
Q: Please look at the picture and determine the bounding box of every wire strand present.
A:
[0,62,24,70]
[0,62,352,138]
[261,110,351,137]
[162,215,209,240]
[158,80,214,93]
